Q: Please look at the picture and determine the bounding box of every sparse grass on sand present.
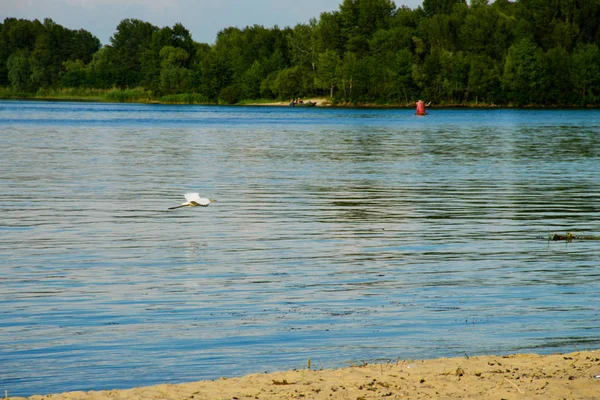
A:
[11,350,600,400]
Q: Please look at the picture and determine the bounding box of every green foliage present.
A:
[241,60,266,99]
[412,51,442,101]
[502,38,543,104]
[61,59,88,87]
[338,0,396,55]
[423,0,466,17]
[0,85,32,98]
[159,92,209,104]
[288,21,318,70]
[315,49,341,97]
[5,0,600,106]
[86,47,116,88]
[7,50,31,91]
[338,52,358,100]
[219,84,243,104]
[102,87,153,102]
[467,54,500,104]
[571,43,600,103]
[393,49,418,103]
[438,50,469,102]
[195,48,231,101]
[270,66,312,99]
[34,86,107,100]
[140,23,195,92]
[109,18,157,88]
[315,11,345,54]
[159,46,191,93]
[0,18,100,89]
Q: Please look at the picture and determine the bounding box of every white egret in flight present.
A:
[169,193,215,209]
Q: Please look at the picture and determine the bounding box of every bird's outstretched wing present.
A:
[184,193,202,203]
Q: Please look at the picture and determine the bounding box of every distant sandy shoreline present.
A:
[246,98,333,107]
[244,98,499,108]
[13,350,600,399]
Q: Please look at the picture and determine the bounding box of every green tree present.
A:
[350,56,385,101]
[466,54,500,104]
[502,38,544,104]
[470,0,488,7]
[367,52,403,102]
[196,49,231,101]
[159,46,190,93]
[315,11,345,54]
[28,19,64,89]
[60,59,87,87]
[338,52,358,100]
[288,21,318,70]
[391,5,424,29]
[141,23,195,91]
[0,21,8,85]
[394,48,417,103]
[315,49,341,98]
[571,43,600,103]
[423,0,466,16]
[86,46,116,88]
[270,66,312,99]
[419,13,462,52]
[241,60,265,99]
[369,26,414,55]
[542,46,572,104]
[438,50,469,102]
[212,24,291,96]
[412,51,442,101]
[7,19,101,89]
[70,29,101,64]
[339,0,396,35]
[518,0,567,49]
[459,5,509,57]
[170,23,196,57]
[7,50,31,91]
[578,0,600,44]
[338,0,396,55]
[108,18,157,87]
[5,18,43,52]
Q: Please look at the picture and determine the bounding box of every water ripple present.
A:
[1,101,600,396]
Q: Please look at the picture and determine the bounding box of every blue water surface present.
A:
[1,101,599,396]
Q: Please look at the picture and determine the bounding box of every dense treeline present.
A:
[3,0,600,106]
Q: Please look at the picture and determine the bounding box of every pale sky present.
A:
[1,0,423,45]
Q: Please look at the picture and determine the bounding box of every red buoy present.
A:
[416,100,427,116]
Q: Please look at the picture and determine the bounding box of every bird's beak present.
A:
[209,199,217,203]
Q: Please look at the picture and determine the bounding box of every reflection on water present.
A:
[1,101,600,396]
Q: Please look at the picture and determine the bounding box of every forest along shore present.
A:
[12,350,600,400]
[4,2,600,108]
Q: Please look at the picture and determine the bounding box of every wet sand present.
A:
[12,350,600,400]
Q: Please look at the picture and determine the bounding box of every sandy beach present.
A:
[11,350,600,400]
[248,98,332,107]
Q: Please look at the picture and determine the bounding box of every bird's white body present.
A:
[184,193,211,206]
[169,193,214,209]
